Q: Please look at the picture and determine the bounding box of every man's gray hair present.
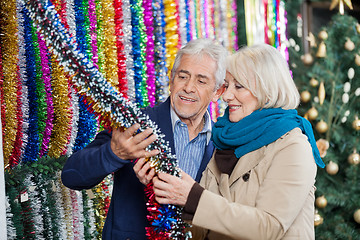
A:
[170,38,228,90]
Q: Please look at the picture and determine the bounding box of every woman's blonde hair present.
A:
[226,44,300,110]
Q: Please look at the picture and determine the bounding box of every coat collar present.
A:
[208,146,266,187]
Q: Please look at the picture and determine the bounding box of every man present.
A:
[61,38,228,239]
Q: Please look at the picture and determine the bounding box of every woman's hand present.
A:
[153,171,195,206]
[133,158,156,185]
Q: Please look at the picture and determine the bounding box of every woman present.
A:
[152,44,325,239]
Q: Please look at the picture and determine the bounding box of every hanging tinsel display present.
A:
[25,0,188,238]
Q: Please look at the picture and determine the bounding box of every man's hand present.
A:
[153,171,195,206]
[133,158,156,185]
[111,123,159,160]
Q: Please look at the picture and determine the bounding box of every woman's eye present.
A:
[236,84,244,89]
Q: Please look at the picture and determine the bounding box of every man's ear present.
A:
[212,84,225,102]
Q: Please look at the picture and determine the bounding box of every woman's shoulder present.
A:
[266,127,312,156]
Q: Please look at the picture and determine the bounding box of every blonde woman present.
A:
[152,44,325,240]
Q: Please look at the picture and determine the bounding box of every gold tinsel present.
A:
[164,0,179,77]
[0,0,20,168]
[47,56,72,158]
[101,0,119,89]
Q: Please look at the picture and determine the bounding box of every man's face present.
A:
[170,54,222,123]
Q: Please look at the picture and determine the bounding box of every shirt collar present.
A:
[170,105,212,144]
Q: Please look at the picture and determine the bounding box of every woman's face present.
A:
[222,72,258,122]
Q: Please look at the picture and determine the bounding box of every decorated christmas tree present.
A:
[286,2,360,238]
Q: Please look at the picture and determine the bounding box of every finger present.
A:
[132,128,155,145]
[155,196,171,205]
[133,158,146,173]
[146,168,156,184]
[124,123,141,138]
[138,162,152,178]
[157,172,175,183]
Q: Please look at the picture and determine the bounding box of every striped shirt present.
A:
[170,107,212,179]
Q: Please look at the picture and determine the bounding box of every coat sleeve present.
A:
[61,130,128,190]
[192,133,317,239]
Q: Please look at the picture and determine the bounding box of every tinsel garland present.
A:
[0,0,22,168]
[203,0,209,38]
[23,175,44,239]
[66,88,79,156]
[122,0,136,102]
[207,0,215,39]
[113,0,128,97]
[163,0,179,74]
[178,0,188,46]
[152,0,169,103]
[47,56,72,158]
[88,0,99,69]
[25,0,189,237]
[16,0,30,164]
[6,186,25,239]
[54,173,69,239]
[70,189,84,239]
[218,0,229,48]
[59,177,74,238]
[6,196,17,240]
[22,7,40,163]
[194,0,200,37]
[230,0,238,50]
[100,0,119,89]
[66,0,76,37]
[35,173,62,239]
[130,0,149,107]
[184,0,192,42]
[31,23,48,155]
[143,0,156,107]
[82,190,96,239]
[93,178,112,236]
[38,34,54,158]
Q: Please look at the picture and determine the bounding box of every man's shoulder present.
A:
[142,98,170,118]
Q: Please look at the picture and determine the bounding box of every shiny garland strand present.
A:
[88,0,99,69]
[113,0,128,97]
[6,195,17,239]
[60,180,75,238]
[47,56,73,158]
[143,0,156,106]
[37,34,54,158]
[73,0,98,153]
[100,0,119,89]
[22,7,40,163]
[178,0,188,46]
[152,0,169,103]
[31,23,47,157]
[26,1,189,238]
[163,0,179,75]
[122,0,135,102]
[70,190,84,239]
[130,0,149,107]
[23,175,44,239]
[54,174,69,239]
[0,0,22,168]
[16,0,29,164]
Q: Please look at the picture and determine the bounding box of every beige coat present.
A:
[190,128,317,240]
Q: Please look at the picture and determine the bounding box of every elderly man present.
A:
[61,38,228,239]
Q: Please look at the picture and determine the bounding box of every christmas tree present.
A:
[286,3,360,239]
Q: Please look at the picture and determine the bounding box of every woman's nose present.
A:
[222,88,234,102]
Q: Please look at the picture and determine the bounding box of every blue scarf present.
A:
[211,108,325,168]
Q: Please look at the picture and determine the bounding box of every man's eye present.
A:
[178,75,188,80]
[198,79,206,84]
